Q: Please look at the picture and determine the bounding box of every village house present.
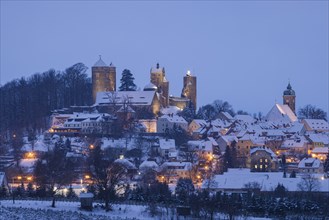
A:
[302,119,329,132]
[157,114,188,133]
[298,157,323,174]
[249,147,278,172]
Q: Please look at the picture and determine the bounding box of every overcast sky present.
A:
[1,1,328,114]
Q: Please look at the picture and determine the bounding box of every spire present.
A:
[287,82,292,90]
[156,63,160,69]
[93,55,107,67]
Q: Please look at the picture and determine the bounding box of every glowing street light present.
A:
[84,175,90,179]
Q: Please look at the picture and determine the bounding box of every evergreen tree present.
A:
[324,150,329,173]
[119,69,137,91]
[26,182,35,197]
[66,185,77,198]
[0,183,7,197]
[290,170,296,178]
[175,178,195,204]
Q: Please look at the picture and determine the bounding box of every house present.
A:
[188,119,207,135]
[250,147,278,172]
[139,119,157,133]
[302,119,329,132]
[216,135,238,153]
[159,161,192,183]
[280,136,309,155]
[218,112,234,121]
[139,160,159,172]
[305,133,329,151]
[298,158,323,174]
[311,147,328,161]
[266,104,297,124]
[159,139,176,158]
[157,115,188,133]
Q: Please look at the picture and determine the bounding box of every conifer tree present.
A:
[119,69,137,91]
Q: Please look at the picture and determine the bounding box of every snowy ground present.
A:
[0,199,272,220]
[0,200,150,220]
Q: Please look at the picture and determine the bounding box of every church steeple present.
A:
[283,82,296,114]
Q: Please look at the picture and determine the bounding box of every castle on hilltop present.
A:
[92,57,197,115]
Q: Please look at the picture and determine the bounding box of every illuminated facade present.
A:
[92,56,116,102]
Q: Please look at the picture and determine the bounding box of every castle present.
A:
[92,57,197,116]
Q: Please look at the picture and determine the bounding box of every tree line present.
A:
[0,63,92,135]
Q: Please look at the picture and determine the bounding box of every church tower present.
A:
[150,63,169,107]
[181,70,197,111]
[283,82,296,114]
[92,56,116,103]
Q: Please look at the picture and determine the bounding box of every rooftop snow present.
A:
[266,104,297,123]
[95,91,156,106]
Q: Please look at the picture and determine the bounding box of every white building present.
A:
[157,115,188,133]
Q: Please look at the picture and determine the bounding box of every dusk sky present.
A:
[1,1,328,115]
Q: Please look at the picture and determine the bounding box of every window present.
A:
[255,165,258,169]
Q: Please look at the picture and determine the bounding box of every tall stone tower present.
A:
[150,63,169,107]
[92,56,116,103]
[181,70,197,110]
[283,82,296,114]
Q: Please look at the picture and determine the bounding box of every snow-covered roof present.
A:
[93,57,107,67]
[158,115,187,124]
[95,91,156,106]
[302,119,329,131]
[203,168,329,192]
[79,192,94,198]
[220,135,238,144]
[234,115,255,124]
[161,161,192,171]
[286,122,305,134]
[219,112,234,120]
[159,139,176,150]
[266,104,297,123]
[161,106,181,115]
[298,158,322,169]
[190,119,207,127]
[281,137,308,148]
[311,147,329,154]
[19,159,37,171]
[139,160,158,170]
[143,83,157,91]
[307,133,329,144]
[250,147,277,159]
[114,158,137,170]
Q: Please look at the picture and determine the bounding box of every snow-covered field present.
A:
[0,199,272,220]
[0,200,149,220]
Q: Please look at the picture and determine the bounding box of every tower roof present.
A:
[93,56,107,67]
[144,83,158,91]
[283,82,295,96]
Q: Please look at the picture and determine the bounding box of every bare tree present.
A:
[297,174,320,192]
